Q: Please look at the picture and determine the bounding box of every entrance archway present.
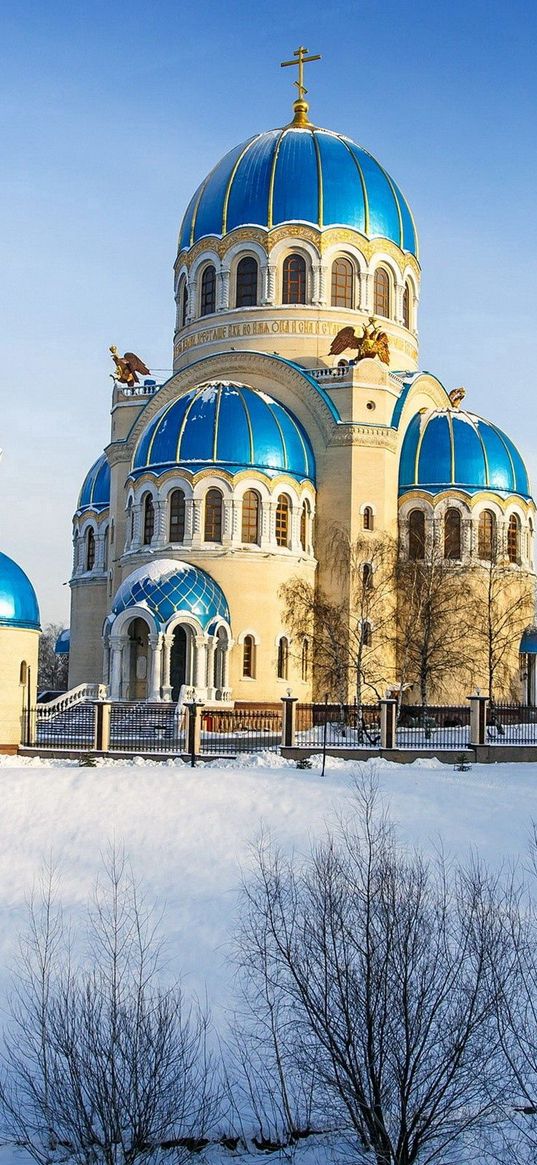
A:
[170,626,188,701]
[127,618,149,700]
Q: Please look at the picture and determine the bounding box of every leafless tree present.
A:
[238,782,514,1165]
[467,553,534,705]
[0,852,219,1165]
[38,625,69,692]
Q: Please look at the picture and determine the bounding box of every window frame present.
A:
[507,514,521,564]
[408,509,425,560]
[374,267,390,318]
[86,527,96,571]
[444,507,462,560]
[142,494,155,546]
[169,489,186,544]
[282,254,306,305]
[277,636,289,680]
[200,264,216,317]
[275,494,291,548]
[204,488,223,543]
[331,257,354,309]
[242,634,255,679]
[235,255,259,308]
[478,509,497,561]
[241,489,260,544]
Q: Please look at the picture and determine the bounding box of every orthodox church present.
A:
[67,51,536,706]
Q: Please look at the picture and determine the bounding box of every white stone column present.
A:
[394,282,405,325]
[218,269,230,310]
[222,644,231,690]
[187,277,197,322]
[194,637,208,689]
[206,638,217,699]
[102,640,110,686]
[191,498,202,543]
[359,271,372,313]
[110,636,124,701]
[161,634,173,702]
[266,501,278,547]
[148,634,163,702]
[262,263,276,305]
[154,499,168,547]
[132,503,142,547]
[223,499,233,542]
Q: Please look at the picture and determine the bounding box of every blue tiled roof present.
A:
[112,560,230,631]
[520,628,537,654]
[399,408,531,499]
[0,552,40,631]
[78,453,111,512]
[54,628,70,655]
[131,381,315,482]
[178,126,417,257]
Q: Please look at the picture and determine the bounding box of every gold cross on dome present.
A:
[280,45,321,103]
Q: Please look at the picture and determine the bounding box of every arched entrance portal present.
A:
[170,626,188,701]
[128,618,149,700]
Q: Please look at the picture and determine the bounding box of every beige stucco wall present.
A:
[0,627,39,750]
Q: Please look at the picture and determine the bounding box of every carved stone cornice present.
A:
[328,425,398,451]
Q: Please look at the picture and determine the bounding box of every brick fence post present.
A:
[93,701,111,752]
[468,693,488,747]
[380,698,397,750]
[281,697,298,748]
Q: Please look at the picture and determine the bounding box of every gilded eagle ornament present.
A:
[109,345,151,387]
[329,317,390,365]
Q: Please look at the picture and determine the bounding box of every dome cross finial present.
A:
[280,45,321,127]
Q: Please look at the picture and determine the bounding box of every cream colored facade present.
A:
[0,628,39,751]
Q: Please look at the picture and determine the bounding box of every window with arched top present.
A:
[19,660,27,685]
[283,254,306,305]
[200,265,216,316]
[180,279,188,327]
[86,527,95,571]
[277,636,289,680]
[301,638,309,682]
[444,508,461,560]
[127,500,134,543]
[242,634,255,679]
[374,267,390,317]
[169,489,186,543]
[507,514,521,564]
[236,256,258,307]
[408,509,425,560]
[478,509,496,561]
[103,527,109,572]
[300,499,311,552]
[204,488,223,543]
[362,562,373,590]
[403,282,411,329]
[275,494,291,548]
[331,257,354,308]
[142,495,154,545]
[363,506,374,531]
[241,489,260,544]
[362,621,372,647]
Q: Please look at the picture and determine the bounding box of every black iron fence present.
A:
[295,703,381,749]
[396,705,470,750]
[27,704,96,750]
[486,703,537,745]
[108,703,186,753]
[200,707,282,755]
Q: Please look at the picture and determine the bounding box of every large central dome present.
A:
[178,126,417,257]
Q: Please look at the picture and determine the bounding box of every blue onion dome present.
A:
[77,453,111,512]
[112,560,230,631]
[0,551,40,630]
[131,381,315,483]
[54,627,70,655]
[178,126,417,257]
[399,408,531,499]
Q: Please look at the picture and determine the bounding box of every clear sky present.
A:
[1,0,536,625]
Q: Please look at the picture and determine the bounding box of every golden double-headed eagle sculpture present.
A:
[329,317,390,365]
[110,345,151,388]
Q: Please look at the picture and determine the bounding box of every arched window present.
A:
[180,279,188,328]
[478,509,496,561]
[300,499,311,551]
[200,265,216,316]
[19,661,27,685]
[275,494,291,548]
[408,509,425,560]
[283,254,306,305]
[374,267,390,317]
[204,488,223,543]
[331,258,353,308]
[86,527,95,571]
[444,508,461,560]
[127,499,134,544]
[403,282,411,329]
[277,636,289,680]
[362,562,373,590]
[508,514,521,564]
[241,489,260,544]
[169,489,186,543]
[236,256,258,307]
[143,495,154,545]
[103,526,109,572]
[242,635,255,679]
[362,621,372,647]
[363,506,374,531]
[301,638,309,682]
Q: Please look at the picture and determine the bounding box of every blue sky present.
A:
[1,0,537,623]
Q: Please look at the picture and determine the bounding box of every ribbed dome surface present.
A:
[112,560,230,631]
[78,453,111,512]
[178,127,417,256]
[399,409,531,498]
[0,552,40,631]
[132,382,315,482]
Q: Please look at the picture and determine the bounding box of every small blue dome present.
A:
[0,552,40,631]
[178,126,417,257]
[399,408,531,498]
[112,560,230,631]
[132,381,315,483]
[78,453,111,511]
[54,628,70,655]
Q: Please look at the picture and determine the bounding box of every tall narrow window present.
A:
[283,254,306,305]
[241,489,260,544]
[103,527,109,572]
[478,509,496,561]
[403,281,411,329]
[169,489,186,543]
[444,508,461,560]
[127,500,134,544]
[236,256,258,307]
[362,562,373,590]
[242,635,255,678]
[300,499,310,551]
[507,514,521,564]
[180,279,188,327]
[200,265,216,316]
[374,267,390,317]
[363,506,374,531]
[204,488,223,542]
[277,636,289,680]
[408,509,425,560]
[275,494,291,548]
[301,638,309,682]
[362,621,372,647]
[143,494,154,545]
[331,258,353,308]
[86,528,95,571]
